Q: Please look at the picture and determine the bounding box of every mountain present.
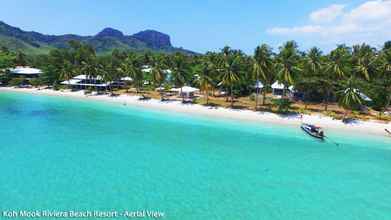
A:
[0,21,195,55]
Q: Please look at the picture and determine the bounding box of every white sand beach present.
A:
[1,87,390,137]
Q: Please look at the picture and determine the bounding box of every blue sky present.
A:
[1,0,388,54]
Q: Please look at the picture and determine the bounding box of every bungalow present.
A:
[169,86,200,98]
[61,75,113,91]
[254,81,264,94]
[9,66,42,78]
[271,81,294,96]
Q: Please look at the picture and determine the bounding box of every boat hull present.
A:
[301,125,324,140]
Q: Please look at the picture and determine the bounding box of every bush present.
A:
[30,78,43,87]
[8,77,27,87]
[272,98,292,113]
[249,93,256,101]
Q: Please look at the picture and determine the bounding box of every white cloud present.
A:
[309,4,345,23]
[267,0,391,47]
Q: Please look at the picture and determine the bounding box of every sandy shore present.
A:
[1,87,390,137]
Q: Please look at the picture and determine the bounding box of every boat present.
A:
[301,123,325,140]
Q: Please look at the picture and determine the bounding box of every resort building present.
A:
[61,75,112,90]
[9,66,42,78]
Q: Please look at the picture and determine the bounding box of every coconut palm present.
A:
[81,58,98,92]
[352,44,375,81]
[276,41,301,97]
[327,45,351,79]
[196,60,214,105]
[253,44,274,108]
[220,55,241,108]
[170,53,188,102]
[299,47,323,109]
[376,47,391,113]
[338,78,363,118]
[120,57,143,93]
[59,61,74,86]
[151,61,166,100]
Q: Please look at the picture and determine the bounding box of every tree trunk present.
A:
[205,89,209,105]
[159,84,164,101]
[324,89,330,111]
[181,88,184,102]
[304,92,308,110]
[384,92,391,113]
[255,88,259,111]
[262,89,267,106]
[225,87,229,102]
[230,85,234,108]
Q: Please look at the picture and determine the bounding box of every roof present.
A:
[73,74,103,80]
[61,79,82,85]
[142,68,152,73]
[181,86,199,93]
[10,66,42,75]
[360,93,372,102]
[346,89,372,102]
[254,81,264,89]
[121,77,133,81]
[169,88,181,92]
[271,81,285,89]
[272,81,294,91]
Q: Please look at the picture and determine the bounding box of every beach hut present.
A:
[254,81,264,89]
[271,81,285,96]
[169,86,199,98]
[271,81,294,97]
[180,86,199,98]
[254,81,264,94]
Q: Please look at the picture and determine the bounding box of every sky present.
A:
[0,0,389,54]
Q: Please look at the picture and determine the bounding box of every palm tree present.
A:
[59,61,74,87]
[276,41,301,98]
[100,63,113,94]
[120,57,143,94]
[151,61,166,100]
[170,53,188,102]
[81,58,98,92]
[253,44,274,108]
[376,47,391,113]
[299,47,323,109]
[338,78,363,119]
[352,44,375,81]
[327,45,351,79]
[220,55,241,108]
[196,60,214,105]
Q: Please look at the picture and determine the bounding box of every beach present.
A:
[1,86,389,137]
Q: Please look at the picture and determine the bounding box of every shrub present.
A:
[272,98,292,113]
[30,78,43,87]
[8,77,26,86]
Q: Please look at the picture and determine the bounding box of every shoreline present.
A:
[1,87,390,137]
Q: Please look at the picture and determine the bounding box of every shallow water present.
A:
[1,92,391,220]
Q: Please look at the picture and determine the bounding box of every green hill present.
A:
[0,21,195,55]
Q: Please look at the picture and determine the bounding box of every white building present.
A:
[9,66,42,78]
[271,81,294,96]
[169,86,200,98]
[61,74,112,90]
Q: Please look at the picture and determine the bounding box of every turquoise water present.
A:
[1,91,391,220]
